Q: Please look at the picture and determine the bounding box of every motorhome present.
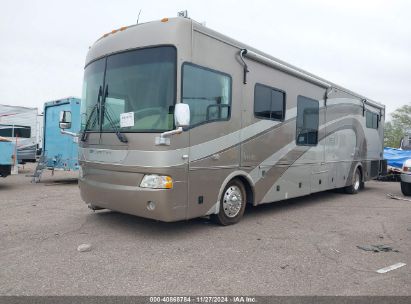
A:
[70,17,385,225]
[0,105,41,163]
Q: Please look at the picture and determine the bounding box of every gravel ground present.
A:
[0,163,410,295]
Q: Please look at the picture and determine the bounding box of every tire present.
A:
[401,181,411,196]
[360,180,365,190]
[344,168,361,194]
[211,179,247,226]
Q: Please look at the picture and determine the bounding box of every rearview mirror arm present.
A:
[60,130,79,137]
[160,127,183,138]
[155,127,183,146]
[155,103,189,146]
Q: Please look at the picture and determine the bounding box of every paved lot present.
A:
[1,163,410,295]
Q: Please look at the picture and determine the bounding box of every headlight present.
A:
[140,175,173,189]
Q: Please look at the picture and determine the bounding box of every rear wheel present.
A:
[401,181,411,196]
[344,168,361,194]
[211,179,246,226]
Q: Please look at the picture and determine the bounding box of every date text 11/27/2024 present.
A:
[149,296,257,303]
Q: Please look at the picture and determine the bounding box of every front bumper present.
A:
[79,166,187,222]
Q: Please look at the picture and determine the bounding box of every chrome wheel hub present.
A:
[223,185,242,218]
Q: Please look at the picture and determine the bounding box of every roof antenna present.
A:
[136,9,142,24]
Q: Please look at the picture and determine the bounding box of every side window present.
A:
[366,110,378,129]
[0,125,30,138]
[0,126,13,137]
[182,63,231,126]
[296,96,319,146]
[254,84,285,121]
[18,126,31,138]
[366,111,372,128]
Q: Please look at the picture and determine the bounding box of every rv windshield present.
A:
[81,46,176,133]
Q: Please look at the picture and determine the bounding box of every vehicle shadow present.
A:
[87,189,350,238]
[244,189,343,220]
[42,178,78,186]
[90,210,213,238]
[0,182,15,191]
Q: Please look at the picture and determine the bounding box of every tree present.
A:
[384,104,411,148]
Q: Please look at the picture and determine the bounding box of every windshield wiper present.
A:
[102,85,128,143]
[81,86,102,142]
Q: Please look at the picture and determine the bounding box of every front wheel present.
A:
[401,181,411,196]
[211,179,247,226]
[344,168,361,194]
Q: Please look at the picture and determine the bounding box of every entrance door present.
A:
[182,63,240,219]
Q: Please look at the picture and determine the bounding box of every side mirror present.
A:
[156,104,190,145]
[59,111,72,130]
[174,103,190,128]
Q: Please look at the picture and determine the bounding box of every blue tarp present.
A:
[384,147,411,169]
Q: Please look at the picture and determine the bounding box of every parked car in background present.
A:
[401,159,411,195]
[400,132,411,150]
[0,104,42,163]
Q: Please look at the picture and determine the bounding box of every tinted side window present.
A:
[15,127,31,138]
[366,110,378,129]
[254,84,285,121]
[0,126,13,137]
[182,63,231,126]
[296,96,319,146]
[366,111,373,128]
[0,125,31,138]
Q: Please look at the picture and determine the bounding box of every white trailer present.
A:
[0,104,41,163]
